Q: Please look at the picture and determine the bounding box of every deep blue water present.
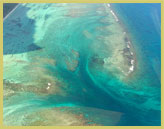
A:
[112,3,161,125]
[3,3,161,126]
[112,3,161,78]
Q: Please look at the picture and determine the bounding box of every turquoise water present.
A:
[3,3,161,126]
[112,3,161,125]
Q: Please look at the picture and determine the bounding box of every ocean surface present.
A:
[3,3,161,126]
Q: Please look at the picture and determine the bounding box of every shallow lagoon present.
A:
[3,3,161,126]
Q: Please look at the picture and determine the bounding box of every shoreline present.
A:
[107,3,137,75]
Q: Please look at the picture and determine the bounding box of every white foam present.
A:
[130,52,133,55]
[107,4,119,22]
[131,59,134,65]
[127,41,131,48]
[128,63,134,74]
[127,44,130,48]
[46,86,50,90]
[123,32,126,34]
[48,83,51,86]
[110,10,119,22]
[129,65,134,71]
